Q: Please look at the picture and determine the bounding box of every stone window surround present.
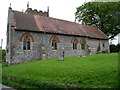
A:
[49,35,87,51]
[52,39,57,50]
[71,37,78,50]
[22,40,33,52]
[20,32,34,42]
[49,35,60,51]
[20,33,88,52]
[80,38,86,50]
[81,44,86,50]
[20,32,34,51]
[23,35,31,50]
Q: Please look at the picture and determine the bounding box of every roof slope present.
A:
[12,10,108,39]
[13,11,39,31]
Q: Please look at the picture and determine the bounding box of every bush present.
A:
[2,50,6,62]
[110,44,120,53]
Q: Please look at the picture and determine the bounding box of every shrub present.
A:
[1,49,6,62]
[110,44,120,53]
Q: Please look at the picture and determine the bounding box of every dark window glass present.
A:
[54,42,57,50]
[103,43,105,47]
[23,36,31,50]
[52,40,57,50]
[23,40,26,50]
[27,41,30,50]
[52,42,54,50]
[81,44,85,49]
[73,43,77,50]
[75,43,77,49]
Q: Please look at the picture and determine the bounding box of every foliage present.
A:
[2,53,118,88]
[2,50,6,62]
[0,64,2,83]
[75,2,120,39]
[110,44,120,53]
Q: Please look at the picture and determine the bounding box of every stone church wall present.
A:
[87,38,109,54]
[11,31,109,64]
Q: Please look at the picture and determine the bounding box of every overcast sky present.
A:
[0,0,118,49]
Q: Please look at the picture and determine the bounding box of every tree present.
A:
[2,50,6,62]
[75,2,120,39]
[110,44,120,53]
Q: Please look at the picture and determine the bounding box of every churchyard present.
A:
[2,53,119,88]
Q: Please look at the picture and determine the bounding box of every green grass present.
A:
[2,53,119,88]
[0,63,2,84]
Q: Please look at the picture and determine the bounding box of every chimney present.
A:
[47,6,49,17]
[27,1,29,9]
[9,3,12,9]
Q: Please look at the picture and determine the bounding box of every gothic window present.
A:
[20,32,34,51]
[52,39,57,50]
[73,43,77,50]
[71,37,78,50]
[81,44,85,49]
[23,36,31,50]
[50,35,60,50]
[80,38,86,50]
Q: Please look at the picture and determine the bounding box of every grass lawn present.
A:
[0,63,2,83]
[2,53,119,88]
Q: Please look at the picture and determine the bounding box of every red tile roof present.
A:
[13,10,108,39]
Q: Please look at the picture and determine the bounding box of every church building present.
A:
[6,5,109,64]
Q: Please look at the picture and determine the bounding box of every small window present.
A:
[103,43,105,47]
[23,36,31,50]
[81,44,85,49]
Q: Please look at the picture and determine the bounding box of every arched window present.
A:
[73,43,77,50]
[71,37,78,50]
[80,38,86,49]
[23,36,31,50]
[52,38,57,50]
[49,35,60,50]
[20,32,34,51]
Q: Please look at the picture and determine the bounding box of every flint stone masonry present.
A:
[7,30,109,64]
